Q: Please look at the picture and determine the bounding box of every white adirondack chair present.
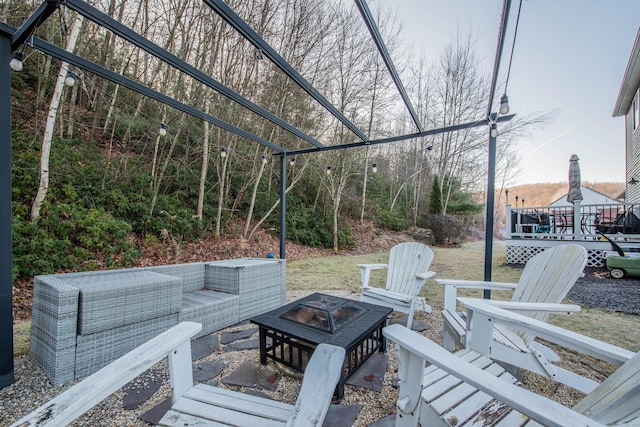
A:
[439,244,587,352]
[438,244,588,389]
[383,303,638,427]
[10,322,345,427]
[359,242,436,329]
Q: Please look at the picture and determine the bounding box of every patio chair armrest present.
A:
[436,279,518,291]
[459,298,633,366]
[286,344,346,427]
[438,279,516,313]
[466,299,581,315]
[358,263,388,287]
[410,271,436,302]
[382,324,605,427]
[415,271,436,281]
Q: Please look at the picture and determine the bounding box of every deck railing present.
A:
[506,202,640,241]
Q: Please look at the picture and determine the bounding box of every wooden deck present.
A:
[505,202,640,265]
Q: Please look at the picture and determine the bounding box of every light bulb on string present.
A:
[159,123,167,136]
[326,166,332,175]
[220,147,227,158]
[10,51,23,72]
[490,122,498,138]
[499,94,510,115]
[372,163,377,173]
[289,157,295,166]
[261,155,267,164]
[64,71,77,87]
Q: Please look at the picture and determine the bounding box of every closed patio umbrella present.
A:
[567,154,582,237]
[567,154,583,203]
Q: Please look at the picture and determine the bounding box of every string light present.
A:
[490,122,498,138]
[262,155,267,164]
[499,0,523,116]
[10,51,23,72]
[372,163,377,173]
[159,123,167,136]
[289,157,295,166]
[499,94,509,115]
[220,147,227,158]
[64,71,77,87]
[326,166,332,175]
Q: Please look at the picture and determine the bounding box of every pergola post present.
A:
[279,155,286,259]
[482,0,512,296]
[483,120,497,299]
[0,30,14,388]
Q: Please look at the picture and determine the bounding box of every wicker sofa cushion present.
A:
[179,290,239,338]
[65,270,182,335]
[146,263,206,293]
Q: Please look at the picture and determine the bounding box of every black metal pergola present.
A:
[0,0,515,387]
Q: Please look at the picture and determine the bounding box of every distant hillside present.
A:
[502,182,625,208]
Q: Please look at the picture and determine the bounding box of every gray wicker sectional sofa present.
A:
[30,258,285,387]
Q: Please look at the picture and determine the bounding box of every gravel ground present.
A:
[0,287,627,426]
[567,267,640,315]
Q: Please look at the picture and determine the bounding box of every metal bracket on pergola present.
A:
[0,0,515,388]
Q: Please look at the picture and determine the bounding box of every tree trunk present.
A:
[214,129,228,238]
[149,120,183,218]
[197,100,211,224]
[243,149,268,238]
[30,16,84,222]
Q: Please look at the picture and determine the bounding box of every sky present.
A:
[392,0,640,185]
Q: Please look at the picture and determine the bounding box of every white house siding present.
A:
[627,94,640,203]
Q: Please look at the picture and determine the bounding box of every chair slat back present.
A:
[385,242,434,295]
[573,352,640,425]
[511,244,587,344]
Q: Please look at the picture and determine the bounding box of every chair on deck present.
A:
[10,322,345,427]
[596,207,623,234]
[438,244,589,391]
[383,302,638,427]
[359,242,435,329]
[535,211,551,233]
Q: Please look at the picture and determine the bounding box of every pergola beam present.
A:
[283,114,515,156]
[10,0,58,51]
